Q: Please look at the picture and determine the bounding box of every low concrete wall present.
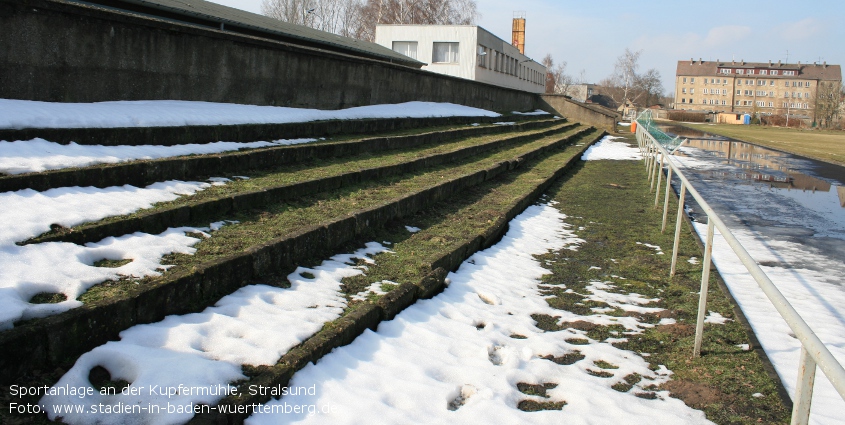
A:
[0,0,539,112]
[540,95,619,132]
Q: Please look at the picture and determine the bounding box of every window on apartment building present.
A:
[760,70,767,75]
[805,81,811,87]
[736,100,741,105]
[736,89,741,95]
[769,91,774,96]
[804,92,809,98]
[722,89,727,95]
[690,88,694,93]
[703,88,708,94]
[683,77,687,83]
[803,103,808,109]
[737,69,745,74]
[770,80,775,86]
[432,42,459,63]
[768,102,773,107]
[785,81,789,86]
[691,78,695,83]
[722,100,727,105]
[392,41,418,60]
[721,69,731,74]
[737,80,742,85]
[784,70,795,76]
[783,92,789,98]
[759,80,765,85]
[771,70,778,75]
[702,99,707,104]
[681,98,686,103]
[682,88,687,94]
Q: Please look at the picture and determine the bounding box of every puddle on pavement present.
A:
[656,124,845,282]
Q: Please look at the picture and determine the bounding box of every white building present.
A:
[375,25,546,94]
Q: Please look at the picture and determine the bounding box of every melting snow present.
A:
[41,243,389,425]
[581,136,642,161]
[0,138,317,175]
[0,100,500,130]
[247,204,711,424]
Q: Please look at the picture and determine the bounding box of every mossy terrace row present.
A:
[0,116,601,392]
[0,114,552,193]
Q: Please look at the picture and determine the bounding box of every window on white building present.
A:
[432,42,459,63]
[392,41,418,60]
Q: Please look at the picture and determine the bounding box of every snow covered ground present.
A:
[0,100,500,129]
[581,136,642,161]
[0,179,233,328]
[41,243,389,425]
[669,146,845,424]
[0,100,523,175]
[0,138,317,175]
[246,203,711,425]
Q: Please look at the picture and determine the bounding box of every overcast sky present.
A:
[207,0,845,94]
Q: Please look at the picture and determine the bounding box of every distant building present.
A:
[674,59,842,122]
[374,25,547,93]
[568,84,597,103]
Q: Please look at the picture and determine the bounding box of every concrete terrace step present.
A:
[0,113,546,147]
[26,122,578,246]
[188,129,605,424]
[0,124,597,386]
[0,117,562,193]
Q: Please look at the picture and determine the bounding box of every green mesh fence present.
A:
[636,110,684,152]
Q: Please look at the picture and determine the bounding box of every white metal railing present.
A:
[634,118,845,425]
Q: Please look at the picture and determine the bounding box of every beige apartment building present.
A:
[674,59,841,121]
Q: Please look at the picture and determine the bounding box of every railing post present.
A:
[648,151,663,192]
[670,184,686,277]
[662,167,673,232]
[653,153,664,199]
[693,218,715,358]
[790,346,817,425]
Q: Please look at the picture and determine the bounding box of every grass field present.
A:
[675,122,845,166]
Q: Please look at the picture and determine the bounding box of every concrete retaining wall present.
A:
[541,95,619,132]
[0,0,539,112]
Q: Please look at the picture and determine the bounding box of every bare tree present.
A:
[814,81,843,128]
[345,0,479,41]
[261,0,311,26]
[610,48,642,105]
[261,0,365,36]
[552,62,573,95]
[636,68,664,107]
[542,54,556,94]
